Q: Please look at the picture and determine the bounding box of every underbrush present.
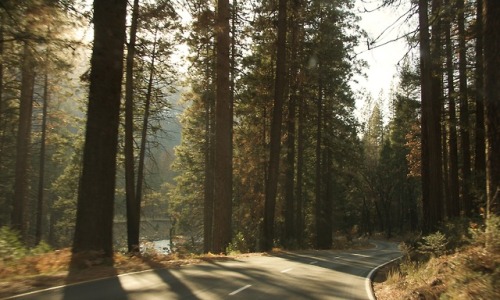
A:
[375,216,500,300]
[0,227,52,264]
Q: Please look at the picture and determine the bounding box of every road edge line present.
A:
[228,284,252,296]
[365,256,402,300]
[3,268,163,299]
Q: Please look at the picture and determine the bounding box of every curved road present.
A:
[7,240,400,300]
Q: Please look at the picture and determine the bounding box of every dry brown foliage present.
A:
[374,245,500,300]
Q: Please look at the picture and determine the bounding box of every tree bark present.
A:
[213,0,233,253]
[263,0,287,251]
[457,0,472,216]
[430,0,444,221]
[474,0,486,198]
[125,0,140,253]
[12,42,35,240]
[296,86,305,247]
[35,73,49,245]
[72,0,128,257]
[483,0,500,217]
[445,0,460,218]
[0,17,4,174]
[284,0,300,248]
[419,0,443,232]
[315,78,323,248]
[203,47,215,253]
[135,27,158,252]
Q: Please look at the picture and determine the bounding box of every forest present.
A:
[0,0,499,265]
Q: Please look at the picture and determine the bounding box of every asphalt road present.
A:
[7,240,401,300]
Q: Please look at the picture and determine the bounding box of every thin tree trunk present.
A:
[445,0,460,217]
[440,1,450,219]
[284,0,299,248]
[296,86,304,247]
[431,0,443,221]
[284,93,295,248]
[125,0,140,253]
[0,16,4,170]
[318,147,332,248]
[315,78,323,248]
[135,27,158,250]
[263,0,287,252]
[442,107,450,218]
[12,42,35,241]
[474,0,486,197]
[361,196,370,235]
[213,0,233,253]
[203,47,214,253]
[457,0,472,216]
[419,0,443,232]
[483,0,500,217]
[35,72,49,245]
[72,0,128,257]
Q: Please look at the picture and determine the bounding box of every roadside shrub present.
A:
[418,231,448,257]
[226,232,249,255]
[30,241,53,256]
[439,218,472,251]
[399,239,416,260]
[485,215,500,252]
[0,227,28,263]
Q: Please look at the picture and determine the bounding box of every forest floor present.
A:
[373,243,500,299]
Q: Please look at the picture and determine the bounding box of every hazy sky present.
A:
[352,0,417,122]
[353,0,416,116]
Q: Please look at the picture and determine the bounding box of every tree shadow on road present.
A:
[134,254,201,299]
[62,251,128,300]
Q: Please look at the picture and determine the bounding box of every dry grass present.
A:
[0,248,264,299]
[374,244,500,300]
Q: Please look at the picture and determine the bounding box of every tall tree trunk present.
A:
[203,47,214,253]
[263,0,287,251]
[125,0,140,253]
[283,87,295,248]
[72,0,128,257]
[296,86,304,247]
[0,16,4,171]
[442,107,450,218]
[445,0,460,218]
[431,0,444,221]
[35,73,49,245]
[317,147,333,248]
[284,0,300,248]
[213,0,233,253]
[474,0,486,198]
[135,27,158,251]
[441,58,449,219]
[12,42,35,240]
[457,0,472,216]
[483,0,500,217]
[419,0,443,232]
[315,79,323,248]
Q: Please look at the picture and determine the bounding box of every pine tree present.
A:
[483,0,500,217]
[72,0,128,257]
